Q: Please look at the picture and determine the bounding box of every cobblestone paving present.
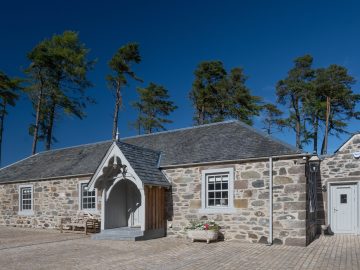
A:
[0,227,359,270]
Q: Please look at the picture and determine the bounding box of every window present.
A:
[340,194,347,204]
[207,173,229,207]
[79,182,97,211]
[201,168,234,213]
[18,185,33,215]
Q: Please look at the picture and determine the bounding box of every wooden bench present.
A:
[60,214,100,235]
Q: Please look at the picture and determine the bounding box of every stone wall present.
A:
[319,134,360,226]
[0,176,101,228]
[164,157,309,246]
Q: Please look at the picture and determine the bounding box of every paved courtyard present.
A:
[0,227,359,270]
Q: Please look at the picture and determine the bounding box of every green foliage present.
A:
[107,43,142,139]
[0,71,21,164]
[132,83,177,134]
[312,65,359,154]
[276,54,359,153]
[261,103,284,135]
[184,220,220,231]
[25,31,94,150]
[0,71,19,107]
[189,61,261,125]
[276,54,314,149]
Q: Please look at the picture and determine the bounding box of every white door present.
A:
[330,184,357,233]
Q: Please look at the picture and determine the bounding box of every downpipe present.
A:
[267,157,273,246]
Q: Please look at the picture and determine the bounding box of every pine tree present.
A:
[26,31,94,151]
[132,83,177,134]
[189,61,260,125]
[314,65,359,154]
[107,43,142,140]
[276,55,314,150]
[0,71,20,165]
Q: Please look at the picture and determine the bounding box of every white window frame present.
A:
[200,168,235,214]
[18,184,34,215]
[78,180,98,213]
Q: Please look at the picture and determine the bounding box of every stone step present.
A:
[92,227,144,241]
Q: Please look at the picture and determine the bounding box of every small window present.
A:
[340,194,347,204]
[207,174,229,207]
[80,183,97,210]
[201,168,234,213]
[18,185,33,215]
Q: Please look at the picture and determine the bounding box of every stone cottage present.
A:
[0,120,318,246]
[319,133,360,234]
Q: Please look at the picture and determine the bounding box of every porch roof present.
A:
[115,142,169,186]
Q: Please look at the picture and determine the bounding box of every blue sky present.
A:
[1,0,359,166]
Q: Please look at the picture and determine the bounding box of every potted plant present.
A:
[185,220,220,243]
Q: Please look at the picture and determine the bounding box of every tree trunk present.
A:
[199,105,205,125]
[137,108,142,135]
[0,101,7,166]
[313,116,318,154]
[322,96,331,155]
[291,95,302,150]
[32,78,44,155]
[295,117,301,150]
[112,83,121,140]
[45,96,56,150]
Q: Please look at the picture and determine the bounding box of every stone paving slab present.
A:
[0,227,359,270]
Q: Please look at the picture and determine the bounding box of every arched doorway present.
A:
[105,179,141,229]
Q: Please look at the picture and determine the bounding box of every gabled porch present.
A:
[87,141,170,240]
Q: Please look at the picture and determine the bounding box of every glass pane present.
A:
[341,194,347,204]
[208,176,215,182]
[208,199,214,206]
[208,183,214,190]
[215,199,221,205]
[208,192,214,198]
[222,199,228,206]
[222,182,228,190]
[215,183,221,190]
[215,192,221,198]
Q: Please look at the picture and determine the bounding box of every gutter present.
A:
[160,153,310,169]
[0,173,94,185]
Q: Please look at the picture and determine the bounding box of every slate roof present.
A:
[0,141,113,184]
[123,120,301,167]
[116,142,168,186]
[0,120,301,184]
[0,141,167,185]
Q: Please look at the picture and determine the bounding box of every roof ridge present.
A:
[116,141,161,155]
[122,120,238,140]
[234,121,302,153]
[36,140,113,155]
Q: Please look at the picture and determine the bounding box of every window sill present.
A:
[18,211,34,216]
[80,209,99,214]
[199,207,236,214]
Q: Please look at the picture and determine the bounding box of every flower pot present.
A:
[187,230,219,244]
